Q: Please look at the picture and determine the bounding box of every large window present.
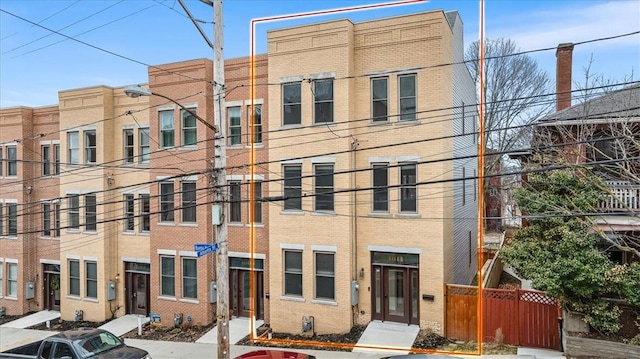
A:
[314,79,333,123]
[139,194,150,232]
[124,129,134,164]
[229,181,241,223]
[371,78,388,122]
[68,194,80,229]
[7,263,17,297]
[283,83,301,125]
[42,145,51,176]
[314,164,334,211]
[7,203,17,237]
[54,203,61,237]
[315,252,335,300]
[228,107,241,146]
[85,261,97,298]
[253,182,262,223]
[85,194,97,231]
[160,256,175,296]
[160,182,174,222]
[283,165,302,210]
[7,146,17,176]
[372,164,389,212]
[53,144,60,175]
[69,260,80,296]
[68,132,79,164]
[399,74,417,121]
[284,251,302,296]
[84,130,97,164]
[181,109,197,146]
[124,194,135,231]
[400,163,417,212]
[181,182,197,223]
[139,128,150,163]
[182,257,197,299]
[249,104,262,144]
[159,110,175,148]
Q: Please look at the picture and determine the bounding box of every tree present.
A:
[501,165,640,335]
[465,38,552,159]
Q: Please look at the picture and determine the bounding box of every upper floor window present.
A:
[85,194,97,232]
[229,181,241,222]
[253,181,262,223]
[283,83,301,125]
[68,132,79,164]
[0,147,3,176]
[314,79,333,124]
[0,203,4,235]
[139,128,150,163]
[181,181,197,223]
[124,130,134,164]
[68,194,80,229]
[314,164,334,211]
[249,105,262,144]
[371,78,388,122]
[53,144,60,175]
[124,194,135,232]
[372,164,389,212]
[7,146,17,176]
[283,165,302,211]
[181,109,197,146]
[399,74,417,121]
[228,107,241,146]
[159,111,175,148]
[84,130,97,164]
[42,145,51,176]
[139,194,150,232]
[7,203,17,236]
[400,163,417,212]
[160,182,174,222]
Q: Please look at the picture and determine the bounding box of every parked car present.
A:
[379,355,464,359]
[234,350,316,359]
[0,328,151,359]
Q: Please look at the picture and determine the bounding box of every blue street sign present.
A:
[194,243,213,251]
[195,243,219,258]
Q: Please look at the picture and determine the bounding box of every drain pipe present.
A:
[350,137,359,325]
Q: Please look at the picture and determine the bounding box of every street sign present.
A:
[195,243,219,258]
[194,243,213,251]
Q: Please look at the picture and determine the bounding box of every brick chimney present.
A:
[556,43,574,111]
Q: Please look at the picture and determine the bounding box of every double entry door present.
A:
[372,265,419,325]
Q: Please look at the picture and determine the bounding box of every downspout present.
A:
[350,137,359,323]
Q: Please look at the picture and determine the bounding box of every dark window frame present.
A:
[313,79,334,124]
[283,83,302,125]
[371,77,388,122]
[284,250,302,296]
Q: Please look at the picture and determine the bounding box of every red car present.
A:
[234,350,316,359]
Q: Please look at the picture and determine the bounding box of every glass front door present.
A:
[230,268,264,319]
[372,265,419,325]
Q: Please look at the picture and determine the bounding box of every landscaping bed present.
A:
[121,322,215,342]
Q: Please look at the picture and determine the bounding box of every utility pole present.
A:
[212,1,229,358]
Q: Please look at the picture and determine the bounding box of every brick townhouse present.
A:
[266,9,478,335]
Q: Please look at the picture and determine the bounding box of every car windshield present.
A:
[73,331,123,357]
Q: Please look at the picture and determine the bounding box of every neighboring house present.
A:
[266,9,477,335]
[533,43,640,264]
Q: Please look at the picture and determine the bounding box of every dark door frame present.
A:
[125,271,150,316]
[371,264,419,325]
[230,268,264,319]
[43,270,61,311]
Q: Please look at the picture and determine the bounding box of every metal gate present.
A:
[446,285,560,350]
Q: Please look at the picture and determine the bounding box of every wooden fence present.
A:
[445,284,561,350]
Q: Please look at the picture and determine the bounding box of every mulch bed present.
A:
[121,322,216,342]
[29,318,109,331]
[236,324,366,352]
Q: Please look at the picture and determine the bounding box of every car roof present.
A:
[49,328,107,341]
[234,349,315,359]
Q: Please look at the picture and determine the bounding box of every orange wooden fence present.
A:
[445,284,560,350]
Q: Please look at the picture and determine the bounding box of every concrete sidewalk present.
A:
[98,314,150,337]
[0,310,60,329]
[353,321,420,355]
[196,317,264,344]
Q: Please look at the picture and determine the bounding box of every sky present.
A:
[0,0,638,108]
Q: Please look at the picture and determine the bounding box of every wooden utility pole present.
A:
[213,0,229,358]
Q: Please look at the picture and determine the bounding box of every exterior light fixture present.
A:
[123,85,217,133]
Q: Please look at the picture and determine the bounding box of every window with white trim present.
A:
[400,163,417,212]
[124,129,134,164]
[314,79,333,123]
[140,194,150,232]
[68,194,80,229]
[43,202,51,236]
[0,263,3,297]
[283,165,302,211]
[248,104,262,144]
[160,182,174,222]
[371,77,388,122]
[399,74,417,121]
[7,146,17,176]
[181,181,197,223]
[53,144,60,175]
[0,203,3,236]
[85,194,97,232]
[42,145,51,176]
[159,111,175,148]
[7,263,17,297]
[229,181,241,223]
[182,257,197,299]
[7,203,17,237]
[160,255,175,296]
[372,164,389,212]
[124,194,135,232]
[84,130,97,164]
[314,164,334,211]
[228,107,241,146]
[139,128,150,163]
[181,109,197,146]
[315,252,335,300]
[0,147,3,176]
[85,261,97,298]
[253,181,262,223]
[69,260,80,296]
[68,132,79,164]
[284,250,302,296]
[283,83,301,125]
